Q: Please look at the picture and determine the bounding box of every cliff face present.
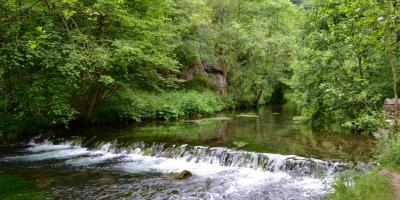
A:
[182,59,228,96]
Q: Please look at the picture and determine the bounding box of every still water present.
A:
[0,105,377,199]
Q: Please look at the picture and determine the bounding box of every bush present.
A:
[93,89,227,123]
[328,171,394,200]
[0,114,47,143]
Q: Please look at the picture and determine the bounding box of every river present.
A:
[0,105,377,199]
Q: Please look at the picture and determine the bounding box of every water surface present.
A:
[56,105,376,161]
[0,105,377,200]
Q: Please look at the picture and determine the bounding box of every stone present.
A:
[181,59,228,96]
[163,170,192,180]
[383,98,400,119]
[232,141,248,148]
[236,114,259,118]
[33,129,54,143]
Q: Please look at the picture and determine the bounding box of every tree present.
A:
[0,0,188,132]
[290,0,400,130]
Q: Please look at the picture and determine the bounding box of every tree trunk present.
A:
[358,55,363,78]
[82,84,101,124]
[81,13,107,124]
[254,84,262,105]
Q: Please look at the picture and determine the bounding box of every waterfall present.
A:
[1,137,371,200]
[3,138,368,178]
[87,140,366,177]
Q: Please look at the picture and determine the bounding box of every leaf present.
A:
[63,9,77,19]
[28,41,37,49]
[63,0,77,5]
[99,75,114,86]
[36,26,43,32]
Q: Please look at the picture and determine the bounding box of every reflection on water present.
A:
[59,105,376,161]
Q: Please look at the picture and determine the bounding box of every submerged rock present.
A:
[184,117,232,124]
[33,129,55,143]
[236,114,259,118]
[163,170,192,180]
[232,141,248,148]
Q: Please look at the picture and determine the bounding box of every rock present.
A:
[233,141,248,148]
[181,59,228,96]
[163,170,192,180]
[184,117,232,124]
[33,129,54,143]
[175,170,192,180]
[383,98,400,119]
[236,114,259,118]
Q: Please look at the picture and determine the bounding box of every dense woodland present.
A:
[2,1,400,199]
[0,0,399,136]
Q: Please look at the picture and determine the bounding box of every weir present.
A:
[6,138,368,178]
[92,141,367,177]
[0,136,372,200]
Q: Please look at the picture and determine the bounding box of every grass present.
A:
[327,170,394,200]
[0,175,48,200]
[379,132,400,170]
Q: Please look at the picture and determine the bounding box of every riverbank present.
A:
[328,127,400,199]
[0,90,230,144]
[327,170,394,200]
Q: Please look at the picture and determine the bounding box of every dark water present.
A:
[0,105,377,200]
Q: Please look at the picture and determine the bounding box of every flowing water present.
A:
[0,105,377,200]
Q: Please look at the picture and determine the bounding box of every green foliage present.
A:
[0,0,215,134]
[379,132,400,169]
[183,75,217,91]
[332,171,394,200]
[0,175,48,200]
[328,171,394,200]
[196,0,303,106]
[93,90,226,122]
[290,0,400,131]
[343,111,383,133]
[1,0,396,136]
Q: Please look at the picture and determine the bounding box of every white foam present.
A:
[26,142,72,153]
[65,152,119,166]
[6,147,89,161]
[3,141,335,199]
[115,153,230,175]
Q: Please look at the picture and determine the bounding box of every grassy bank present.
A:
[328,170,394,200]
[328,129,400,200]
[0,89,228,143]
[378,132,400,170]
[0,175,48,200]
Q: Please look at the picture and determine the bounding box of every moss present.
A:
[0,175,49,200]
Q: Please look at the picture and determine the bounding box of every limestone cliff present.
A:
[182,59,228,96]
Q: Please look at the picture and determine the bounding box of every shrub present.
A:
[93,89,227,123]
